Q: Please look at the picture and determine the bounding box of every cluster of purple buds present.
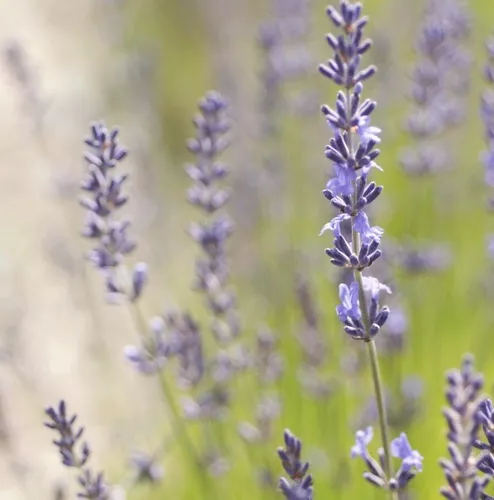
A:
[335,276,390,341]
[186,91,240,345]
[351,427,423,491]
[125,310,206,389]
[80,122,147,302]
[321,212,383,270]
[44,401,109,500]
[474,400,494,488]
[258,0,313,132]
[277,429,313,500]
[440,356,490,499]
[318,1,391,341]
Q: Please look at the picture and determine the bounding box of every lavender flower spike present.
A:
[319,2,401,495]
[440,355,489,499]
[277,429,313,500]
[45,401,110,500]
[81,121,146,303]
[186,91,240,346]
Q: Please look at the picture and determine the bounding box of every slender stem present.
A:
[346,90,396,499]
[367,340,393,477]
[128,302,211,490]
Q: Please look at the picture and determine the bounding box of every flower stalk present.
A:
[319,2,422,496]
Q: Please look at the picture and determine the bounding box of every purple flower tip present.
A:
[390,433,423,472]
[351,426,373,458]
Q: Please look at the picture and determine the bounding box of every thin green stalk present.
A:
[347,88,396,498]
[128,302,211,495]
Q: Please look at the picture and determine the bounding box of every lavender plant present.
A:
[439,355,489,500]
[397,0,471,273]
[258,0,313,138]
[401,0,471,177]
[318,1,422,495]
[81,92,245,484]
[277,429,313,500]
[80,122,147,303]
[44,401,109,500]
[186,90,239,347]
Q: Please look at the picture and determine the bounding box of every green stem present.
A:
[346,90,396,499]
[352,237,395,499]
[128,302,211,493]
[367,339,393,479]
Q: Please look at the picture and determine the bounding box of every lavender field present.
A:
[1,0,494,498]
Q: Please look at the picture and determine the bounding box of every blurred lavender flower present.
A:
[440,355,489,499]
[129,452,164,484]
[182,92,250,426]
[255,0,316,225]
[80,122,147,303]
[123,316,171,374]
[44,401,109,500]
[392,243,452,274]
[186,91,240,345]
[277,429,313,500]
[258,0,314,137]
[377,306,408,354]
[401,0,471,176]
[255,327,284,383]
[482,37,494,227]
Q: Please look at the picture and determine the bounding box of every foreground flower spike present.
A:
[440,355,489,499]
[319,2,398,494]
[277,429,313,500]
[45,401,109,500]
[351,427,422,491]
[81,122,147,302]
[186,91,240,345]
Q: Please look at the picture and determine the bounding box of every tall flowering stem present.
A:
[186,91,240,346]
[319,2,409,495]
[276,429,313,500]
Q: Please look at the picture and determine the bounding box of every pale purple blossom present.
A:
[351,427,373,458]
[391,433,423,472]
[336,282,361,322]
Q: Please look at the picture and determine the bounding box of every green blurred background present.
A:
[0,0,493,498]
